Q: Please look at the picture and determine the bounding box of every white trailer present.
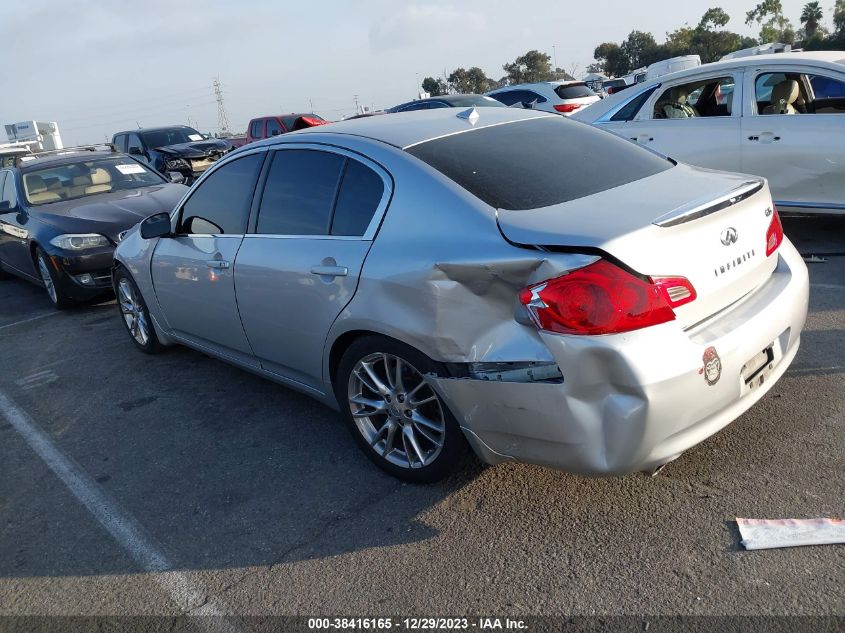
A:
[4,121,64,151]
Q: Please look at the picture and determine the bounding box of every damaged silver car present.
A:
[113,108,809,482]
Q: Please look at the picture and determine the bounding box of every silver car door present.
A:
[619,72,743,171]
[741,65,845,213]
[234,145,392,391]
[151,151,265,363]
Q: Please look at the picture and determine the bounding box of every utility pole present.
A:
[353,94,360,114]
[553,45,558,70]
[213,77,231,136]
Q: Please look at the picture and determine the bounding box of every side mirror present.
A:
[0,200,13,214]
[167,171,185,184]
[128,146,144,156]
[140,212,172,239]
[270,129,281,136]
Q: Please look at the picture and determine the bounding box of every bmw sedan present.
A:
[0,146,187,308]
[113,108,809,482]
[572,51,845,215]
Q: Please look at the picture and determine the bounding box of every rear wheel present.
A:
[114,266,160,354]
[334,336,467,483]
[35,247,73,309]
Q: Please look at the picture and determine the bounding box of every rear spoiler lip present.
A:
[652,178,765,228]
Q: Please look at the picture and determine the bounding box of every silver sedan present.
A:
[113,108,809,482]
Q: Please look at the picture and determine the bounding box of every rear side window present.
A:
[555,84,596,99]
[250,119,265,138]
[407,117,672,210]
[179,153,263,234]
[2,172,17,205]
[489,90,546,106]
[256,149,345,235]
[331,159,385,236]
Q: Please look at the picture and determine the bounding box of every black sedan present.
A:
[0,145,187,308]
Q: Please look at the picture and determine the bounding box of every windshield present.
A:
[555,83,597,99]
[22,157,165,206]
[407,117,672,210]
[140,127,204,148]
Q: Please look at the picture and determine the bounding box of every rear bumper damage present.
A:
[427,239,809,476]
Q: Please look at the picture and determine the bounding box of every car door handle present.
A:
[630,135,654,143]
[206,260,230,269]
[748,134,781,142]
[310,265,348,277]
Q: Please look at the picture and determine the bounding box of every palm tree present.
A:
[800,1,824,38]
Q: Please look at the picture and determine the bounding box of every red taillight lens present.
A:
[765,206,784,256]
[554,103,581,113]
[518,260,688,335]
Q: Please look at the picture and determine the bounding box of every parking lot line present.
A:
[0,311,60,330]
[0,389,240,631]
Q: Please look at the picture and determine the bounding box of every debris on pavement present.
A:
[737,517,845,550]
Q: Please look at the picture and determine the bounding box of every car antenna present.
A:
[456,107,479,124]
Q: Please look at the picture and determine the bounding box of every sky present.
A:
[1,0,824,146]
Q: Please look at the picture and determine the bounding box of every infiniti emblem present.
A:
[720,227,738,246]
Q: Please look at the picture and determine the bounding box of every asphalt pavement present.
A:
[0,216,842,630]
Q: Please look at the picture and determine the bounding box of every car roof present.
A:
[263,107,556,150]
[113,125,196,135]
[18,150,122,171]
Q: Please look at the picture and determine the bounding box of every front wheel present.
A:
[334,336,468,483]
[114,267,160,354]
[35,247,73,309]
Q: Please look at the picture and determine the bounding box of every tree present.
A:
[593,42,629,77]
[421,76,447,97]
[746,0,795,43]
[800,1,824,38]
[698,7,731,30]
[447,67,490,94]
[620,30,660,70]
[502,50,554,84]
[836,0,845,35]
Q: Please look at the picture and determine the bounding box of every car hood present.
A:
[35,184,188,243]
[154,139,232,158]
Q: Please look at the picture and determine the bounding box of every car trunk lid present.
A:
[497,164,779,328]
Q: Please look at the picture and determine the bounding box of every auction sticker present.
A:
[116,163,146,175]
[188,134,204,141]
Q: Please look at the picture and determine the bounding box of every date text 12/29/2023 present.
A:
[307,618,527,630]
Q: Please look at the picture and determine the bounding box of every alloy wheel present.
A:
[347,352,446,469]
[117,278,149,346]
[37,255,58,304]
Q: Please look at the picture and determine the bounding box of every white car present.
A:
[486,81,600,115]
[572,51,845,214]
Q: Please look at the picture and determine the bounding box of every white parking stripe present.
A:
[0,390,239,630]
[0,312,60,330]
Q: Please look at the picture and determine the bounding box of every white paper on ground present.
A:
[737,517,845,550]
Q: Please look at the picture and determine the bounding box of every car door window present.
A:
[113,135,127,152]
[255,149,345,235]
[266,118,283,136]
[178,153,263,234]
[126,133,144,154]
[398,102,431,112]
[754,72,814,115]
[653,76,735,119]
[280,116,299,130]
[2,171,17,206]
[331,159,385,236]
[610,86,659,121]
[490,91,524,106]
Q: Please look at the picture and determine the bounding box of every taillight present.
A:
[765,205,784,256]
[518,259,694,336]
[554,103,581,113]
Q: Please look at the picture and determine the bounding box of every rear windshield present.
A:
[555,83,596,99]
[406,117,672,210]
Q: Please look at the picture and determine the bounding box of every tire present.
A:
[334,335,468,483]
[113,266,161,354]
[34,247,73,309]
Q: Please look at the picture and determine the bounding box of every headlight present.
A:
[49,234,111,250]
[165,158,190,170]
